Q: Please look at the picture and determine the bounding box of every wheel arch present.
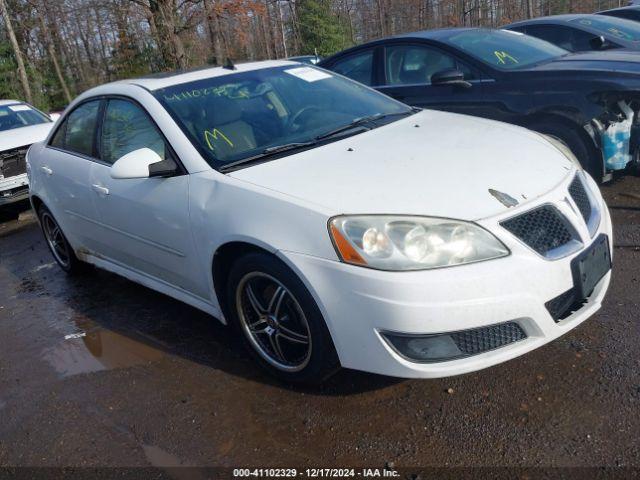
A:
[211,241,278,321]
[30,194,44,214]
[521,111,602,176]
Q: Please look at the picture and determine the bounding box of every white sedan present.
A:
[27,61,612,383]
[0,100,54,208]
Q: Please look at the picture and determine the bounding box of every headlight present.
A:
[539,134,582,170]
[329,215,509,271]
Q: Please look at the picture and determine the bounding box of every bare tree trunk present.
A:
[204,0,225,63]
[264,0,279,57]
[147,0,187,70]
[277,0,288,57]
[0,0,32,103]
[36,2,72,103]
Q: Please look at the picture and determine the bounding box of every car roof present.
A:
[386,27,484,41]
[506,13,612,27]
[108,60,297,92]
[320,27,497,62]
[597,5,640,13]
[0,100,22,106]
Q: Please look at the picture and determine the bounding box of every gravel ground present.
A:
[0,177,639,472]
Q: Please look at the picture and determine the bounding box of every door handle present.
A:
[91,184,109,196]
[40,166,53,175]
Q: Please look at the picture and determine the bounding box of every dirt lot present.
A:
[0,178,639,472]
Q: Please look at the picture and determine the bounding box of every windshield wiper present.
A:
[262,142,316,154]
[219,141,317,172]
[315,110,417,141]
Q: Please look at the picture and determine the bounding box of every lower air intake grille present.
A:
[568,174,592,225]
[0,146,29,178]
[545,288,589,322]
[450,322,527,355]
[501,205,575,256]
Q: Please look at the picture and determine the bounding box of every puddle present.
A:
[42,329,165,377]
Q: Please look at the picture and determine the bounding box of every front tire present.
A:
[37,205,83,274]
[226,252,340,384]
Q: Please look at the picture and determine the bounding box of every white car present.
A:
[27,61,612,383]
[0,100,54,208]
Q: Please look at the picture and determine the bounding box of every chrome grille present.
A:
[501,205,578,257]
[450,322,527,355]
[0,146,29,178]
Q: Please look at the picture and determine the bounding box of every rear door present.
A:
[88,97,206,298]
[375,43,487,116]
[42,100,103,251]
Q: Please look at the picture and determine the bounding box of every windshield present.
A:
[447,29,568,70]
[0,104,50,132]
[570,16,640,43]
[154,65,411,169]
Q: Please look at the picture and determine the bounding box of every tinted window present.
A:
[448,29,568,70]
[385,45,474,85]
[101,99,167,165]
[155,65,411,168]
[600,10,640,22]
[0,104,50,132]
[570,16,640,42]
[49,121,66,149]
[60,101,100,156]
[331,50,374,86]
[524,25,599,52]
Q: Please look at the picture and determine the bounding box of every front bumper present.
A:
[0,173,29,207]
[280,172,613,379]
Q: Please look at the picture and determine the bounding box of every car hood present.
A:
[0,123,54,151]
[229,110,574,221]
[531,49,640,74]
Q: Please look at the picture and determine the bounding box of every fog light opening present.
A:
[381,321,528,363]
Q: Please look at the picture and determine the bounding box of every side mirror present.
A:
[431,68,472,88]
[110,148,176,179]
[590,35,612,50]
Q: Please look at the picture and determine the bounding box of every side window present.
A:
[331,50,374,86]
[49,120,67,149]
[568,27,604,51]
[607,11,640,21]
[384,45,470,86]
[101,99,168,165]
[522,25,578,51]
[61,101,101,156]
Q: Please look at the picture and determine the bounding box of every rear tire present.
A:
[37,204,84,274]
[226,252,340,385]
[529,121,602,181]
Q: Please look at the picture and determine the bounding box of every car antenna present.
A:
[223,58,236,70]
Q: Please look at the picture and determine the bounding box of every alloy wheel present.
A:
[41,211,71,269]
[236,272,312,372]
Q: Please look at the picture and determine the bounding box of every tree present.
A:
[147,0,187,70]
[0,0,32,103]
[297,0,350,57]
[36,0,73,103]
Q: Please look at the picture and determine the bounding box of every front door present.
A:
[376,43,487,116]
[89,98,206,298]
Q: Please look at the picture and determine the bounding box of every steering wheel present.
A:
[286,106,323,133]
